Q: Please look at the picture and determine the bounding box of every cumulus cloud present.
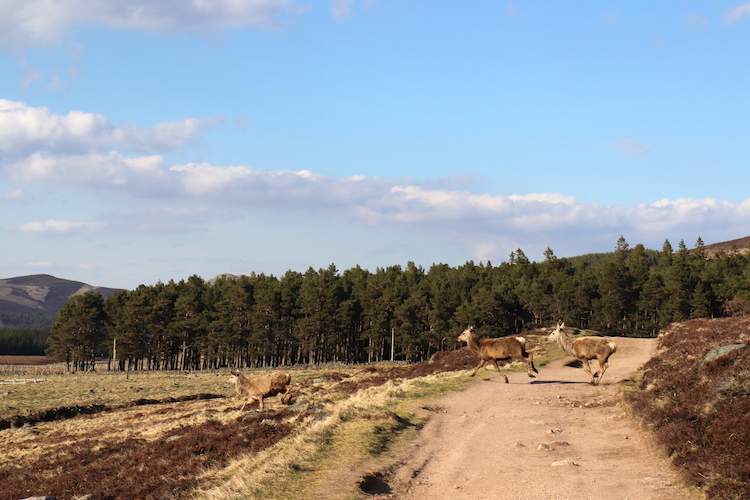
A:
[4,145,748,262]
[168,162,395,208]
[1,101,747,262]
[6,152,171,199]
[0,100,219,157]
[0,0,305,51]
[5,136,747,253]
[725,3,750,24]
[8,219,107,234]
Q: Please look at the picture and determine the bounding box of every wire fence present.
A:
[0,377,49,384]
[0,363,68,375]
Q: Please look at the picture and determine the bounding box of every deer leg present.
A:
[593,357,610,386]
[581,359,596,384]
[490,359,509,383]
[469,360,486,377]
[281,386,293,405]
[525,356,537,378]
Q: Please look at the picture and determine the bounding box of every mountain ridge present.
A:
[0,274,125,327]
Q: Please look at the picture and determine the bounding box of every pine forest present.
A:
[43,237,750,371]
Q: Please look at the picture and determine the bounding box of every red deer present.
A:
[228,370,291,411]
[548,322,617,385]
[457,326,538,382]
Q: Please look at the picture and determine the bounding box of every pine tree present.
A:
[47,292,107,371]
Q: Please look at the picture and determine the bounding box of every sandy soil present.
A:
[376,337,703,500]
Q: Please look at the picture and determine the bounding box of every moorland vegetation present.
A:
[0,348,488,500]
[40,236,750,371]
[622,316,750,500]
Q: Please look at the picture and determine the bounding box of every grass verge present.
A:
[193,372,473,500]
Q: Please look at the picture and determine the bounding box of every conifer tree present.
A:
[47,292,107,371]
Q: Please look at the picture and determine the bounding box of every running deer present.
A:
[228,370,291,411]
[547,322,617,385]
[457,326,538,382]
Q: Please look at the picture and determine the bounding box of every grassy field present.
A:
[0,334,558,500]
[2,321,744,500]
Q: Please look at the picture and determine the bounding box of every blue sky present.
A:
[1,1,750,290]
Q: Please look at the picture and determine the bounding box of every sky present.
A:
[1,1,750,290]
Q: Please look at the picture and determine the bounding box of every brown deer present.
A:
[457,326,538,382]
[547,322,617,385]
[227,370,291,411]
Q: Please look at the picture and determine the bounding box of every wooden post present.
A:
[391,328,395,362]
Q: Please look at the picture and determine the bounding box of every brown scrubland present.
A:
[0,318,747,499]
[621,316,750,500]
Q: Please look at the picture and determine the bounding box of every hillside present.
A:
[698,235,750,257]
[622,316,750,499]
[0,274,125,328]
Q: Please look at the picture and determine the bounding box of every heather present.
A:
[621,316,750,500]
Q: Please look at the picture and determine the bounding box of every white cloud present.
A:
[6,152,170,196]
[0,0,306,52]
[0,100,219,157]
[1,100,747,262]
[6,141,748,252]
[9,219,107,234]
[725,3,750,24]
[25,260,53,268]
[0,189,26,201]
[169,162,393,207]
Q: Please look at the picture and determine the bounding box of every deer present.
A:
[227,370,291,411]
[457,326,538,382]
[547,322,617,385]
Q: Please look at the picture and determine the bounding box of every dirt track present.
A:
[377,337,703,500]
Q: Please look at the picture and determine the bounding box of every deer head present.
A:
[457,326,475,343]
[547,322,564,342]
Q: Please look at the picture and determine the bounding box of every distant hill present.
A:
[698,235,750,257]
[208,273,242,285]
[568,236,750,266]
[0,274,125,328]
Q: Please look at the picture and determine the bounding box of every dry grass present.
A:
[0,370,230,419]
[0,333,574,500]
[0,349,490,500]
[194,373,471,500]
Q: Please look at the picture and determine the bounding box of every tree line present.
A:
[45,237,750,371]
[0,311,54,356]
